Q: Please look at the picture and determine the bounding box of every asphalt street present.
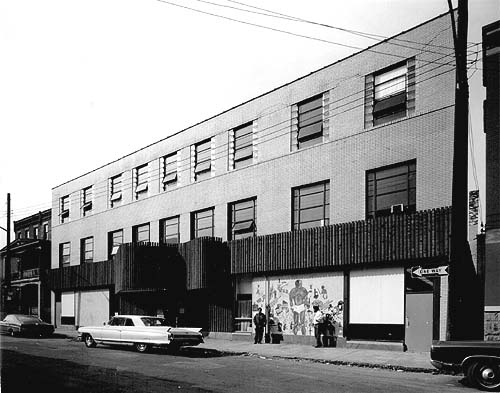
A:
[1,335,470,393]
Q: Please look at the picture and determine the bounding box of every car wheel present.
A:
[135,343,149,353]
[84,334,97,348]
[468,359,500,391]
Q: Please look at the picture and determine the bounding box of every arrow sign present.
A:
[411,265,449,278]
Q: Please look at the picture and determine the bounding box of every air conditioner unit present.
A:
[390,204,404,214]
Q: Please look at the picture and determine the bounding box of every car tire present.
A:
[84,334,97,348]
[135,343,149,353]
[467,359,500,391]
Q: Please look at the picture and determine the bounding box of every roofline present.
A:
[13,208,51,226]
[53,10,454,190]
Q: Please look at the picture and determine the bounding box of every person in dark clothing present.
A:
[253,307,267,344]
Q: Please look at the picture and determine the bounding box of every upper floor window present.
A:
[42,223,49,240]
[133,223,150,243]
[229,197,256,240]
[80,237,94,263]
[60,195,70,223]
[160,216,180,244]
[292,181,330,230]
[296,94,324,149]
[59,242,71,267]
[162,152,178,191]
[24,229,30,239]
[134,164,148,200]
[191,207,214,239]
[366,160,416,219]
[365,59,416,127]
[110,174,122,208]
[16,231,22,239]
[33,226,39,239]
[108,229,123,259]
[82,186,93,217]
[194,139,212,181]
[231,122,253,169]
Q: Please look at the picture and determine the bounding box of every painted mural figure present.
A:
[289,279,309,335]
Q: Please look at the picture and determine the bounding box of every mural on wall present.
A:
[252,273,343,336]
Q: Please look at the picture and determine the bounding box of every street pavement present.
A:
[54,327,438,374]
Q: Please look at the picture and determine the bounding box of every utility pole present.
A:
[4,193,11,314]
[447,0,469,341]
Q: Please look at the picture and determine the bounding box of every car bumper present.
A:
[430,360,461,373]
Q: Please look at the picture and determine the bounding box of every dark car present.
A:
[0,314,54,337]
[431,340,500,391]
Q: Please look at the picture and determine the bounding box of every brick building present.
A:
[48,12,478,351]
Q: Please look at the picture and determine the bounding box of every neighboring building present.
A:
[483,20,500,340]
[49,12,478,351]
[0,209,51,321]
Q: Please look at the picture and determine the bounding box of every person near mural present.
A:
[322,304,335,347]
[289,279,309,335]
[312,305,325,347]
[253,307,267,344]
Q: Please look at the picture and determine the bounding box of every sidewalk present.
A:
[54,327,436,373]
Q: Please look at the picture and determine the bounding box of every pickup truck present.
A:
[430,340,500,391]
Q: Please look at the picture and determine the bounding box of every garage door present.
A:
[78,289,110,327]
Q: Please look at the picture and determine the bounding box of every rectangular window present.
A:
[160,216,180,244]
[229,198,257,240]
[80,237,94,264]
[34,226,39,239]
[134,164,148,200]
[366,160,416,219]
[82,186,93,216]
[191,207,214,239]
[292,181,330,230]
[108,229,123,259]
[59,242,71,267]
[60,195,70,223]
[162,152,178,191]
[297,95,323,149]
[17,231,22,239]
[24,229,30,238]
[194,139,212,181]
[233,122,253,169]
[42,223,49,240]
[373,63,407,125]
[110,174,122,207]
[133,223,150,243]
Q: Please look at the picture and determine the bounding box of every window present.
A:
[194,139,212,181]
[133,223,150,243]
[160,216,180,244]
[24,229,30,239]
[60,195,70,223]
[161,153,178,191]
[292,181,330,230]
[33,226,39,239]
[191,207,214,239]
[366,160,416,219]
[297,94,324,149]
[82,186,93,216]
[42,223,49,240]
[229,198,256,240]
[59,242,71,267]
[110,174,122,207]
[16,231,22,239]
[80,237,94,263]
[232,122,253,169]
[108,229,123,259]
[134,164,148,200]
[365,59,416,127]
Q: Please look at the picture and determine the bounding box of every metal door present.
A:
[405,292,433,352]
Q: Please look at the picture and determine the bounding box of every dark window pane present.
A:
[298,96,322,114]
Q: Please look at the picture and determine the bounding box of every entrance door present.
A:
[405,292,433,352]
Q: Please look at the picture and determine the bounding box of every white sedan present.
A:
[78,315,204,353]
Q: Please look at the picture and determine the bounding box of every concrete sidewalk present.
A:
[54,327,436,373]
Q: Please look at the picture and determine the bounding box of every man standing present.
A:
[253,307,267,344]
[312,305,324,348]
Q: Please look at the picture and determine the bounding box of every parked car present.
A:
[0,314,54,337]
[77,315,204,353]
[430,340,500,391]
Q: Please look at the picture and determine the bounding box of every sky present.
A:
[0,0,498,247]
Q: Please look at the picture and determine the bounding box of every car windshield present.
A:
[16,315,43,323]
[141,317,168,326]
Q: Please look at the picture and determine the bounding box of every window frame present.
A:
[108,229,124,259]
[194,139,212,181]
[228,197,257,240]
[80,236,94,264]
[297,94,324,149]
[59,242,71,268]
[233,122,253,169]
[133,223,150,244]
[161,152,178,191]
[191,207,214,239]
[134,164,149,200]
[160,215,180,244]
[292,180,330,231]
[110,174,122,207]
[82,186,93,216]
[60,195,70,223]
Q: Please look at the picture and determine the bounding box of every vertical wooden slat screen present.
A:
[230,207,452,274]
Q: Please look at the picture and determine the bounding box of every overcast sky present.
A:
[1,0,498,247]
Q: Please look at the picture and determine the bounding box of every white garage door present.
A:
[349,267,404,324]
[78,289,110,327]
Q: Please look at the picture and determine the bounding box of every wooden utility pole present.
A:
[447,0,469,341]
[5,193,11,313]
